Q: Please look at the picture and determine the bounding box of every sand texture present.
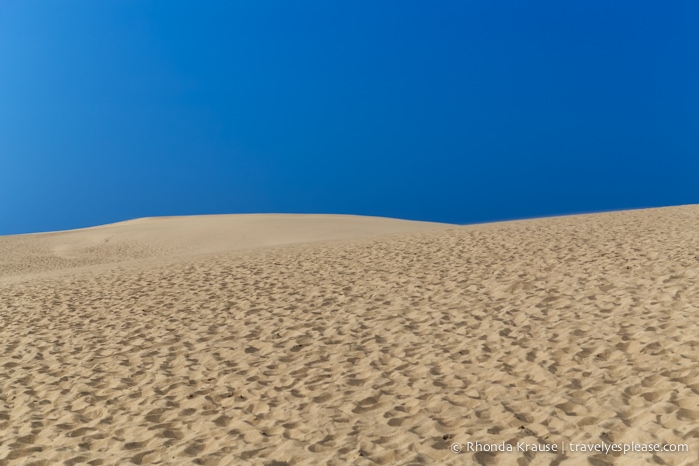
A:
[1,207,698,465]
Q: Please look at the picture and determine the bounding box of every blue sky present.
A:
[1,1,697,235]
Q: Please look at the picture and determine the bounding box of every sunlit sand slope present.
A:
[0,214,450,279]
[1,206,698,465]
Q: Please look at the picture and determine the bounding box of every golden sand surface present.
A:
[1,207,698,465]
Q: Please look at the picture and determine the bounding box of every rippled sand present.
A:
[1,207,698,465]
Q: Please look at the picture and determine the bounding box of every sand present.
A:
[1,207,698,465]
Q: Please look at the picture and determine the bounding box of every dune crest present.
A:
[0,214,451,279]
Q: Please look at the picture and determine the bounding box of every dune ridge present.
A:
[1,206,698,465]
[0,214,451,280]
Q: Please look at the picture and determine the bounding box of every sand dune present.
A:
[0,214,451,280]
[1,206,698,465]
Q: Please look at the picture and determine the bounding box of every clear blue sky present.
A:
[1,1,697,235]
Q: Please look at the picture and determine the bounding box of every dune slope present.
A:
[1,207,698,465]
[0,214,451,279]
